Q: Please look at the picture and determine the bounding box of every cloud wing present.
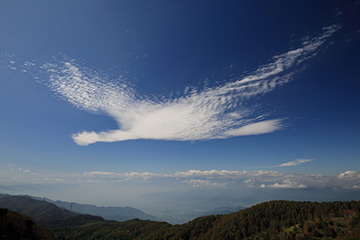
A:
[42,25,340,145]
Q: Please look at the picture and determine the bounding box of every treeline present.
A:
[58,200,360,240]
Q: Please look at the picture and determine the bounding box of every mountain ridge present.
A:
[0,195,105,229]
[52,200,156,222]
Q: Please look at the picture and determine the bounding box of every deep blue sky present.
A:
[0,0,360,211]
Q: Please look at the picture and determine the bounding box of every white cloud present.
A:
[182,179,227,188]
[76,169,360,189]
[83,171,161,180]
[82,169,285,183]
[243,179,256,187]
[278,158,312,167]
[2,166,360,190]
[222,119,283,137]
[338,170,360,179]
[266,179,306,189]
[44,177,65,183]
[84,171,116,176]
[39,25,340,145]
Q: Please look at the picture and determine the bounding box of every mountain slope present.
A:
[202,205,244,216]
[57,200,360,240]
[56,219,171,240]
[0,208,57,240]
[161,200,360,240]
[0,195,104,229]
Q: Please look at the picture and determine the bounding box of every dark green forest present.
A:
[56,200,360,240]
[2,199,360,239]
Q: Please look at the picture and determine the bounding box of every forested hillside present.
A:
[160,200,360,240]
[58,200,360,240]
[2,199,360,239]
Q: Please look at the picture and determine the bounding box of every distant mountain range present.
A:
[51,199,157,222]
[2,192,242,223]
[202,205,244,215]
[0,193,156,222]
[0,193,104,229]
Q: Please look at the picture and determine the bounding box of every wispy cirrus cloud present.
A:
[278,158,313,167]
[245,158,313,169]
[39,25,340,145]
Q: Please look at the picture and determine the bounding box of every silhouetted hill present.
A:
[0,195,104,229]
[0,208,57,240]
[57,200,360,240]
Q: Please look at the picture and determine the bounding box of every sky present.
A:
[0,0,360,222]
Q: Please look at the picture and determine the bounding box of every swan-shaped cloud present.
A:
[43,25,339,145]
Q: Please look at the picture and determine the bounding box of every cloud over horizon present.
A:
[81,169,360,190]
[2,164,359,190]
[40,25,340,145]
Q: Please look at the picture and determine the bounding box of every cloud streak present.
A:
[278,158,313,167]
[41,25,340,145]
[2,164,360,190]
[82,169,360,189]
